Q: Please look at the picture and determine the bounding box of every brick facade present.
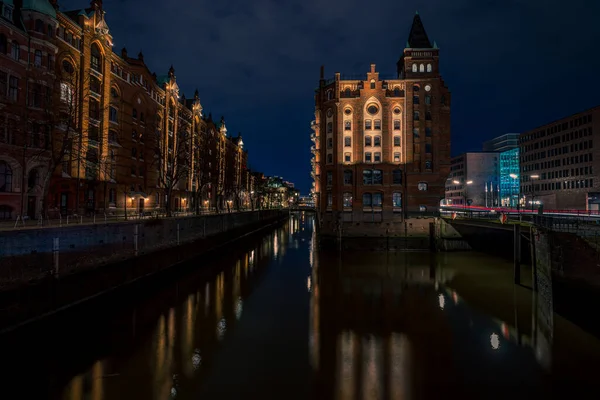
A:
[0,0,257,221]
[312,13,451,236]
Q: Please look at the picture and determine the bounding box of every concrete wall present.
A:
[0,210,285,284]
[433,219,471,251]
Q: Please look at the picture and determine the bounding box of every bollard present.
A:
[514,224,521,285]
[134,224,139,256]
[53,237,59,277]
[177,223,180,245]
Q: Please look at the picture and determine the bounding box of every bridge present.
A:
[289,205,317,212]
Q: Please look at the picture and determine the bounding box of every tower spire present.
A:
[407,12,432,48]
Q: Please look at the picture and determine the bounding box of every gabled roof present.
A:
[407,12,432,48]
[62,7,93,26]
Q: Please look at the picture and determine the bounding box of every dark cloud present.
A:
[60,0,600,193]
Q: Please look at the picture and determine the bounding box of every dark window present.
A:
[425,127,432,137]
[90,76,101,94]
[373,169,383,184]
[11,41,19,59]
[0,161,13,192]
[425,95,431,105]
[327,153,333,163]
[344,136,351,147]
[426,111,431,121]
[413,95,419,104]
[374,152,381,163]
[365,120,372,130]
[394,120,401,130]
[326,122,332,133]
[372,192,382,206]
[413,128,419,138]
[109,106,118,122]
[344,120,351,130]
[392,169,402,184]
[365,152,372,162]
[132,147,137,158]
[363,193,372,207]
[62,60,74,74]
[425,160,433,169]
[47,24,53,37]
[413,85,419,92]
[374,136,381,147]
[393,192,402,207]
[133,108,137,119]
[27,168,39,189]
[370,81,375,89]
[374,120,381,130]
[326,171,332,186]
[344,170,352,185]
[34,50,42,66]
[425,144,432,153]
[363,169,373,185]
[394,136,401,146]
[90,44,102,72]
[414,111,419,121]
[0,34,5,53]
[365,136,372,146]
[344,152,351,162]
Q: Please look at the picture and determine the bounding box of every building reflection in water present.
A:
[58,222,282,400]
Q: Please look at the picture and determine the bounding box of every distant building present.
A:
[519,106,599,210]
[445,152,499,207]
[483,133,520,152]
[312,12,451,237]
[499,148,520,207]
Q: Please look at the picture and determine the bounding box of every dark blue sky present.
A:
[63,0,600,194]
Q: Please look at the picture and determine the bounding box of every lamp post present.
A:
[453,180,472,216]
[530,174,539,212]
[509,173,519,212]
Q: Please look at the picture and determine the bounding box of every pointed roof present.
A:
[407,12,432,48]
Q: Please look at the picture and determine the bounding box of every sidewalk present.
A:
[0,208,278,231]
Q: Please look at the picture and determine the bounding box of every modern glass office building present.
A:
[499,148,520,207]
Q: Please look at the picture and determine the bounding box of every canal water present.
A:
[1,212,600,399]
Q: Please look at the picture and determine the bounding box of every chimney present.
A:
[320,65,324,80]
[121,47,127,59]
[370,63,376,73]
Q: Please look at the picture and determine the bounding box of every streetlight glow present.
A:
[509,173,518,179]
[453,180,459,184]
[531,174,539,179]
[466,180,473,185]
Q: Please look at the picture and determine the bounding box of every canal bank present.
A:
[0,210,288,332]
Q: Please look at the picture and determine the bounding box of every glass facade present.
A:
[499,148,520,207]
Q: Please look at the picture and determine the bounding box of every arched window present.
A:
[133,108,137,118]
[365,136,372,146]
[326,122,332,133]
[427,63,432,72]
[109,106,118,122]
[374,136,381,147]
[344,170,352,185]
[27,168,39,189]
[392,169,403,184]
[344,88,351,97]
[90,43,102,72]
[413,85,420,92]
[0,34,6,53]
[394,87,400,96]
[327,153,333,164]
[412,64,417,72]
[62,60,74,75]
[34,50,42,67]
[327,90,333,100]
[419,64,425,72]
[35,19,44,33]
[110,87,119,98]
[11,41,19,59]
[344,136,351,147]
[343,192,353,208]
[344,120,351,131]
[0,161,13,192]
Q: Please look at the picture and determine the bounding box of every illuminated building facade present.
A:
[499,148,520,207]
[0,0,256,220]
[519,105,599,210]
[312,12,451,237]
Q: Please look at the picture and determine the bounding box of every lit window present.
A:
[394,152,400,162]
[427,63,432,72]
[373,192,382,206]
[412,64,417,72]
[109,106,118,122]
[365,120,372,130]
[343,192,352,207]
[418,182,428,191]
[419,64,425,72]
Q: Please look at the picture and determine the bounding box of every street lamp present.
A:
[453,180,472,215]
[509,173,519,211]
[530,174,539,212]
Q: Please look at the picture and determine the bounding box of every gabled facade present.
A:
[312,12,451,237]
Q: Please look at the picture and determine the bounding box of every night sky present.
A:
[61,0,600,194]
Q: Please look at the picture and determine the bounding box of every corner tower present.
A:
[397,12,439,79]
